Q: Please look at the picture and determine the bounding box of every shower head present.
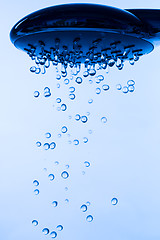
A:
[9,4,160,75]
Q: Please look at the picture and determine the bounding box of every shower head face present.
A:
[10,4,153,58]
[10,3,158,76]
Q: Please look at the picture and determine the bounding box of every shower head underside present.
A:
[10,4,160,74]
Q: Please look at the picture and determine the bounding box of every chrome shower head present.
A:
[10,4,160,75]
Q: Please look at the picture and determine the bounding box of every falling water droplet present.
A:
[56,98,61,103]
[95,88,101,94]
[61,171,69,179]
[83,137,88,143]
[116,84,122,90]
[84,161,90,167]
[56,74,61,80]
[33,180,39,186]
[101,117,107,124]
[69,86,75,93]
[111,198,118,205]
[42,228,49,235]
[61,126,68,133]
[75,77,83,84]
[34,91,40,98]
[80,204,87,212]
[97,75,104,81]
[81,116,88,123]
[56,225,63,231]
[128,85,135,92]
[61,104,67,111]
[73,139,79,145]
[75,114,81,121]
[83,71,89,77]
[102,84,110,91]
[34,189,40,195]
[88,99,93,104]
[48,174,55,181]
[43,143,50,150]
[127,80,135,86]
[52,201,58,207]
[86,215,93,222]
[86,201,91,206]
[50,231,57,238]
[32,220,38,226]
[50,142,56,150]
[36,141,41,147]
[64,78,70,85]
[45,132,51,138]
[69,93,76,100]
[122,86,129,94]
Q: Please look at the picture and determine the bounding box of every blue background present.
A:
[1,0,160,239]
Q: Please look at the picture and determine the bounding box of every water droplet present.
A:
[50,231,57,238]
[56,225,63,231]
[50,142,56,150]
[61,171,69,179]
[56,98,61,103]
[34,189,39,195]
[89,79,93,84]
[75,77,83,84]
[34,91,40,98]
[122,86,129,94]
[54,161,59,165]
[73,139,79,145]
[45,132,51,138]
[84,161,90,167]
[61,126,68,133]
[116,84,122,90]
[88,130,93,134]
[65,199,69,203]
[48,174,55,181]
[81,116,88,123]
[101,117,107,124]
[88,99,93,104]
[111,198,118,205]
[68,140,72,144]
[64,78,69,85]
[57,83,60,88]
[56,74,61,80]
[80,204,87,212]
[69,93,76,100]
[128,85,135,92]
[30,66,36,73]
[58,133,61,138]
[86,112,90,116]
[68,115,72,119]
[83,137,88,143]
[97,75,104,81]
[65,164,69,169]
[33,180,39,186]
[61,104,67,111]
[102,84,110,91]
[32,220,38,226]
[43,143,50,150]
[86,201,91,206]
[42,228,49,235]
[95,88,101,94]
[44,87,51,97]
[86,215,93,222]
[43,167,47,171]
[89,69,96,76]
[75,114,81,121]
[36,141,41,147]
[83,71,89,77]
[127,80,135,86]
[57,107,61,111]
[52,201,58,207]
[69,86,75,93]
